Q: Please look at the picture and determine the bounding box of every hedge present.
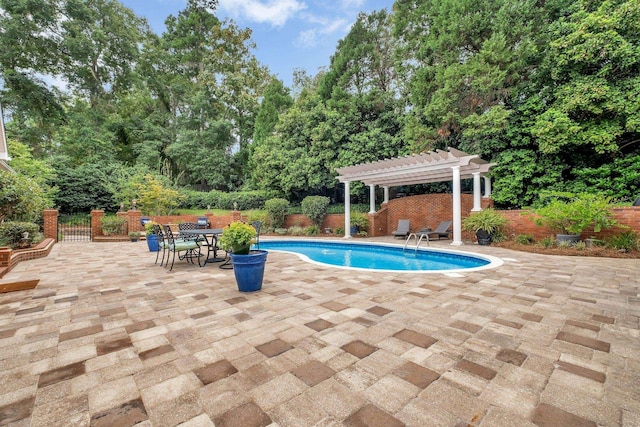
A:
[182,189,279,210]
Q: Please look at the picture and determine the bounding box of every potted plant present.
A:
[463,208,506,245]
[532,193,618,244]
[128,231,141,242]
[350,212,370,236]
[144,221,161,252]
[219,221,268,292]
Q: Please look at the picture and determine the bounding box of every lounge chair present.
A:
[419,221,452,240]
[392,219,411,238]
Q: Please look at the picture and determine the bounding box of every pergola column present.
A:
[472,172,482,211]
[451,166,463,246]
[383,186,389,204]
[344,181,352,239]
[483,176,492,198]
[369,185,376,214]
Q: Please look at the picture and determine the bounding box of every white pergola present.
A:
[336,147,496,245]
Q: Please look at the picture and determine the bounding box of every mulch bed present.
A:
[494,241,640,259]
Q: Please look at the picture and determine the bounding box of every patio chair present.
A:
[178,222,206,242]
[151,224,167,266]
[392,219,411,238]
[250,220,262,249]
[162,225,202,271]
[420,221,452,240]
[197,217,209,228]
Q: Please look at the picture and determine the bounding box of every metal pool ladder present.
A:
[403,232,430,252]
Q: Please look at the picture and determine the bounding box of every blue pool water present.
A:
[257,240,499,273]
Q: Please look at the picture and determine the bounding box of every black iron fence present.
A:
[57,213,92,242]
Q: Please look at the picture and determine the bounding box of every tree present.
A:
[0,170,52,221]
[530,0,640,156]
[52,161,119,213]
[137,1,268,189]
[393,0,542,153]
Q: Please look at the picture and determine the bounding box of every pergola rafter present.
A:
[335,147,496,245]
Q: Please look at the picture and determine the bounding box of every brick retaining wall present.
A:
[0,238,56,278]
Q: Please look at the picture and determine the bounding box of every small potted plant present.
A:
[219,221,268,292]
[463,208,507,245]
[144,221,161,252]
[128,231,141,242]
[350,212,370,236]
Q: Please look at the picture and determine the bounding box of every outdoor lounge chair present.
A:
[419,221,452,240]
[392,219,411,238]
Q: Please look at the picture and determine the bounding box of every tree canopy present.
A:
[1,0,638,212]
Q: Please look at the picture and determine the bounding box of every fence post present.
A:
[91,210,104,239]
[126,210,142,233]
[43,209,58,240]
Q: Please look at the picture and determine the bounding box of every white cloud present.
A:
[295,29,317,47]
[342,0,366,8]
[218,0,306,27]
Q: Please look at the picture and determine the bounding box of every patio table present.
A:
[180,228,225,264]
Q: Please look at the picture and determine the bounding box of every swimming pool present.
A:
[257,239,502,273]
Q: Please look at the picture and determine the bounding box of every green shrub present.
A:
[288,226,305,236]
[247,211,268,224]
[350,212,370,231]
[301,196,330,227]
[100,215,126,235]
[265,198,289,228]
[539,236,555,248]
[462,208,507,234]
[325,203,374,214]
[183,189,278,210]
[608,231,639,252]
[335,227,345,235]
[219,221,257,254]
[0,170,51,222]
[557,240,574,249]
[305,225,320,236]
[515,234,535,245]
[574,241,587,250]
[532,193,618,235]
[0,222,40,248]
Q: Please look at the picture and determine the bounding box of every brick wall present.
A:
[384,194,492,235]
[85,201,640,241]
[91,210,104,237]
[0,239,55,278]
[283,214,344,232]
[43,209,58,240]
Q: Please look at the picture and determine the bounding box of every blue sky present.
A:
[120,0,395,88]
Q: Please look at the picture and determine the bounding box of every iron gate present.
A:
[57,213,92,242]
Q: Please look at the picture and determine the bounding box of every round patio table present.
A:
[180,228,225,264]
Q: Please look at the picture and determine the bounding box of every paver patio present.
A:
[0,238,639,426]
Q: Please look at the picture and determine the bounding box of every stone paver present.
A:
[0,238,639,426]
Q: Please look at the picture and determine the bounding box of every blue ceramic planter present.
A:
[146,234,160,252]
[230,250,268,292]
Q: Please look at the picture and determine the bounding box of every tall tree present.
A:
[530,0,640,157]
[393,0,541,154]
